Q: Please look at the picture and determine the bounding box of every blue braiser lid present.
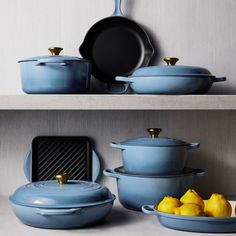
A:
[10,180,114,208]
[132,57,213,77]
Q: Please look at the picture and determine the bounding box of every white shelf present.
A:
[0,196,215,236]
[0,95,235,110]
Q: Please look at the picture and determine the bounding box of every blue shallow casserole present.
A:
[142,204,236,233]
[9,179,115,229]
[116,57,226,94]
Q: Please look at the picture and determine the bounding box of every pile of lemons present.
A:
[156,189,232,217]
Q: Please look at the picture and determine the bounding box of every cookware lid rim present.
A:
[10,180,114,208]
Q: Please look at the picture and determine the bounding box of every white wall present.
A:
[0,0,235,94]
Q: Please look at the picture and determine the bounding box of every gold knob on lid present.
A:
[55,172,70,185]
[48,47,63,56]
[147,128,162,139]
[164,57,179,66]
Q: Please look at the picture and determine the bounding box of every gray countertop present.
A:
[0,196,232,236]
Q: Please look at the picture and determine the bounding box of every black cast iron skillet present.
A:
[79,0,154,84]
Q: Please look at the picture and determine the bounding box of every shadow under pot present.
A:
[9,173,115,229]
[19,47,91,94]
[103,167,205,211]
[111,128,200,175]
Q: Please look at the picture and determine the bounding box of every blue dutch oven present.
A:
[9,173,115,229]
[19,47,91,94]
[111,128,200,174]
[116,57,226,94]
[104,167,205,211]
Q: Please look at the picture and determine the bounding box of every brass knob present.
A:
[55,172,70,185]
[48,47,63,56]
[164,57,179,66]
[147,128,162,139]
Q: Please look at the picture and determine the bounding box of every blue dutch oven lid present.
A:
[10,173,114,208]
[119,128,191,147]
[132,57,213,77]
[18,47,88,63]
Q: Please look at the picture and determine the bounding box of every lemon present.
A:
[155,196,182,214]
[204,193,232,217]
[174,203,204,216]
[180,189,204,209]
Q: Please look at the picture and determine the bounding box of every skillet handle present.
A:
[113,0,123,16]
[212,77,226,83]
[37,208,81,216]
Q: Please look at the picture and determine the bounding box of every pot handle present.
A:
[142,205,156,215]
[115,76,134,84]
[113,0,123,16]
[110,142,124,150]
[103,169,120,179]
[36,59,68,66]
[188,143,200,150]
[212,77,226,83]
[37,208,81,216]
[195,169,206,177]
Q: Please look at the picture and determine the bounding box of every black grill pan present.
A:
[31,137,92,182]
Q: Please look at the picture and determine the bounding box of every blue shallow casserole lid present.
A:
[10,180,114,208]
[132,57,213,77]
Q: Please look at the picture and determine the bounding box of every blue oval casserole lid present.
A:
[10,180,114,208]
[132,57,212,77]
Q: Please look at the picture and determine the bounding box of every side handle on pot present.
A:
[142,205,156,215]
[36,59,69,66]
[113,0,123,16]
[115,76,134,84]
[188,142,200,150]
[212,77,227,83]
[37,208,81,216]
[195,169,206,177]
[110,142,124,150]
[103,169,120,179]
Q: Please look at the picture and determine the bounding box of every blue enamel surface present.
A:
[11,200,114,229]
[19,59,91,94]
[10,180,114,208]
[118,137,190,147]
[111,138,199,174]
[142,205,236,233]
[103,168,205,211]
[132,65,212,77]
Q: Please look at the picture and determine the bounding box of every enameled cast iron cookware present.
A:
[10,173,115,229]
[19,47,91,94]
[103,167,205,211]
[111,128,199,174]
[116,57,226,94]
[142,204,236,233]
[80,0,154,84]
